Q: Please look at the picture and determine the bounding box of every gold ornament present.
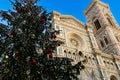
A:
[4,67,9,73]
[26,69,30,75]
[3,55,9,62]
[5,55,9,59]
[31,34,35,39]
[37,48,43,54]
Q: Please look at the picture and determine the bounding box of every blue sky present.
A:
[0,0,120,25]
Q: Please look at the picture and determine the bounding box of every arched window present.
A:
[94,19,101,30]
[104,37,109,45]
[100,40,104,48]
[110,75,118,80]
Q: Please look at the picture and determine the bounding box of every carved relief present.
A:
[70,38,79,47]
[67,33,86,51]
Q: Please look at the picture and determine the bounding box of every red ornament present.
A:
[36,12,39,16]
[17,9,21,13]
[15,51,20,58]
[30,7,33,11]
[2,13,6,18]
[46,47,52,54]
[53,34,57,39]
[10,32,13,37]
[30,59,37,66]
[49,54,53,59]
[40,18,46,23]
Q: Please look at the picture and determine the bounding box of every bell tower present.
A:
[84,0,120,55]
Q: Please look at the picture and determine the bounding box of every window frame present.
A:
[94,19,102,30]
[100,40,105,48]
[104,36,109,45]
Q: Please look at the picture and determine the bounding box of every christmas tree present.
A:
[0,0,85,79]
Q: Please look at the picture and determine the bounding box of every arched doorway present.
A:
[110,75,117,80]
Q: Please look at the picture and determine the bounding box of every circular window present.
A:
[70,38,79,47]
[68,33,86,51]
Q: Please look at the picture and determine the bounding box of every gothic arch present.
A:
[110,75,118,80]
[104,36,109,45]
[100,40,105,48]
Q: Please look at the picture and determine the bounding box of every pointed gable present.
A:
[60,15,85,28]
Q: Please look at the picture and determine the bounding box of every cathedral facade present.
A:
[52,0,120,80]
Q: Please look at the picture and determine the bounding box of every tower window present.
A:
[94,19,101,30]
[107,18,113,26]
[100,40,104,48]
[104,37,109,45]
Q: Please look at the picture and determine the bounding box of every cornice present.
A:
[52,11,85,27]
[84,1,96,15]
[100,52,120,61]
[112,54,120,60]
[84,0,109,15]
[93,48,120,60]
[54,20,87,36]
[52,10,61,16]
[110,25,120,32]
[60,15,84,27]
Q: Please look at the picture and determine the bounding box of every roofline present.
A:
[84,0,109,15]
[52,11,85,26]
